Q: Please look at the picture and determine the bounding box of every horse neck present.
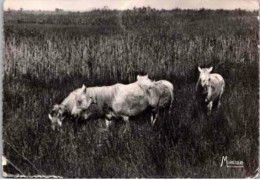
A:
[61,88,80,112]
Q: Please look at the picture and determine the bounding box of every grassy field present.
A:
[3,8,259,178]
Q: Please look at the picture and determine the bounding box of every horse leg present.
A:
[105,119,113,129]
[213,97,220,111]
[151,113,155,126]
[150,107,159,126]
[99,115,112,133]
[151,109,156,126]
[152,109,159,126]
[122,116,130,133]
[104,110,117,130]
[207,101,213,115]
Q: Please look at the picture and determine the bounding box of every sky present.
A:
[4,0,259,11]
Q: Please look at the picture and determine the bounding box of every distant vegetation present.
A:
[3,8,258,178]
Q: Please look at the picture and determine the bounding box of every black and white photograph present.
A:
[2,0,259,178]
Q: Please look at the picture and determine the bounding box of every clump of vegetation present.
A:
[3,8,258,178]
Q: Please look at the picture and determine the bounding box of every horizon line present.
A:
[4,7,259,12]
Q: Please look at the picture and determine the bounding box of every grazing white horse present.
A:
[49,88,81,130]
[137,75,174,125]
[71,80,152,130]
[48,88,96,130]
[196,66,225,115]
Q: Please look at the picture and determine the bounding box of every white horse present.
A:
[71,80,152,130]
[48,88,83,130]
[137,75,174,125]
[196,66,225,115]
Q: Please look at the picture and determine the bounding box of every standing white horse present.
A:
[196,66,225,115]
[137,75,174,125]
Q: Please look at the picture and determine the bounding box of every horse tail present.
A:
[168,85,174,115]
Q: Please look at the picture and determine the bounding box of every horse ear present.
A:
[57,120,62,127]
[208,67,213,73]
[137,75,140,80]
[82,84,87,94]
[145,74,148,79]
[83,87,87,94]
[198,67,202,72]
[48,114,54,122]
